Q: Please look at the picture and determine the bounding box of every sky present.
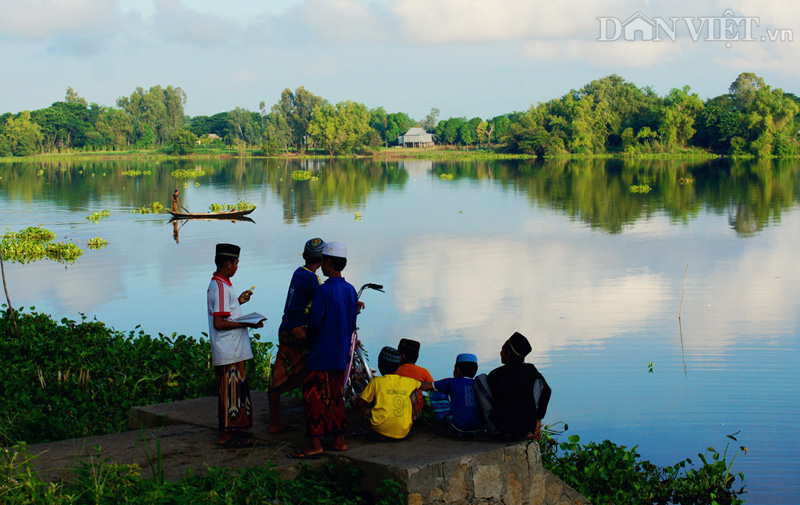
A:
[1,0,799,121]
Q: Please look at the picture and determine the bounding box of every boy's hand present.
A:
[238,290,252,304]
[533,419,543,440]
[357,301,365,314]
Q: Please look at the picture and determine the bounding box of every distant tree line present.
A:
[1,73,798,157]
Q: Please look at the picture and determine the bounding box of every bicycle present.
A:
[343,283,384,404]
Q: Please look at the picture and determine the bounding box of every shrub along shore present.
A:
[1,308,746,504]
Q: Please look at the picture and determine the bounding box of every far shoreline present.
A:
[0,144,753,163]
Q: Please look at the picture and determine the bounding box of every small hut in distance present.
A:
[397,127,435,148]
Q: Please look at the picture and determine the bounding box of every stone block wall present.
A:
[340,441,589,505]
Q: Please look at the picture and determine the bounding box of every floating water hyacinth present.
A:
[1,227,82,264]
[291,170,312,181]
[209,201,256,212]
[87,237,108,250]
[86,210,110,223]
[132,202,164,214]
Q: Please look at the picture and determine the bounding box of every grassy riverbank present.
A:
[0,144,729,164]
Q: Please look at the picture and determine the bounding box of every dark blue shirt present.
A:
[279,266,321,333]
[307,277,358,371]
[434,377,484,431]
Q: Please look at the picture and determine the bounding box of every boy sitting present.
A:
[475,332,551,440]
[432,353,485,436]
[353,346,434,440]
[395,338,434,415]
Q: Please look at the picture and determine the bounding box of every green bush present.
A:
[169,129,198,156]
[0,308,272,445]
[539,432,746,505]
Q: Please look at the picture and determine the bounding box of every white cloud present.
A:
[0,0,118,39]
[153,0,238,45]
[293,0,388,42]
[523,39,683,68]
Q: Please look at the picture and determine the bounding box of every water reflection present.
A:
[3,158,795,236]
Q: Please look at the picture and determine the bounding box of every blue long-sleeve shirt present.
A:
[307,277,358,371]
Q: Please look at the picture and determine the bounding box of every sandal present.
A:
[287,449,322,459]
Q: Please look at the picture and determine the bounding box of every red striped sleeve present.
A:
[211,279,231,316]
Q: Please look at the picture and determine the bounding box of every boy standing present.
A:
[207,243,263,447]
[478,332,551,440]
[268,238,324,434]
[395,338,434,415]
[354,347,434,440]
[433,353,485,435]
[291,241,358,458]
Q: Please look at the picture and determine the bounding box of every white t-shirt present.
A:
[207,273,253,366]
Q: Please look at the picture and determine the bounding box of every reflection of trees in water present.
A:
[251,158,409,224]
[431,158,799,234]
[0,160,203,211]
[1,158,796,234]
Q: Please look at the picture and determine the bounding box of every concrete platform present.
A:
[22,392,589,505]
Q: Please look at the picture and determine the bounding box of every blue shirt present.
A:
[433,377,484,431]
[278,266,321,333]
[307,276,358,371]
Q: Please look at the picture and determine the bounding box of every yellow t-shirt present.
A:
[359,374,422,439]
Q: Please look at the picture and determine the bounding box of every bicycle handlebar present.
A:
[357,283,385,299]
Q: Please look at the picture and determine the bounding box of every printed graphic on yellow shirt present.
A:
[359,375,421,439]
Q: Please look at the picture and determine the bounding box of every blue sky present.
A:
[1,0,798,121]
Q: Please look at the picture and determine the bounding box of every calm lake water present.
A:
[2,157,799,504]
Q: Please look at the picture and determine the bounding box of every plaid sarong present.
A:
[269,327,310,395]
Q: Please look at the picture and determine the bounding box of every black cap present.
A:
[215,243,240,259]
[506,332,531,358]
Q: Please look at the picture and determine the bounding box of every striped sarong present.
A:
[216,361,253,432]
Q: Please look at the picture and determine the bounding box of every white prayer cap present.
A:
[323,241,347,258]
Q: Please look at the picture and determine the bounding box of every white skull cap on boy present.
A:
[323,241,347,258]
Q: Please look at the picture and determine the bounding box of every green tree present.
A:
[421,107,439,132]
[169,129,198,155]
[95,107,134,150]
[1,111,42,156]
[64,86,88,107]
[658,86,704,148]
[30,101,95,152]
[228,107,262,145]
[729,72,765,110]
[271,86,326,153]
[117,85,187,145]
[308,100,374,155]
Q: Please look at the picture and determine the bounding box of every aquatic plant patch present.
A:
[208,201,256,212]
[86,209,110,222]
[1,227,82,264]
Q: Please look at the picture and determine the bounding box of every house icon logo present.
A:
[598,12,671,41]
[621,13,657,40]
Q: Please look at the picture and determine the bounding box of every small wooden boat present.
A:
[167,208,255,219]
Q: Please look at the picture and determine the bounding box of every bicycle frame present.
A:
[343,283,384,402]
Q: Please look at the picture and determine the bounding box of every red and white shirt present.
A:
[207,273,253,366]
